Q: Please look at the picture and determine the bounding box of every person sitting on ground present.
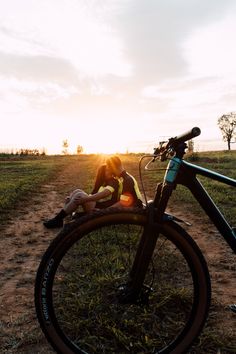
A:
[43,164,119,229]
[106,155,143,208]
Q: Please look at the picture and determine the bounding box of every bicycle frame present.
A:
[167,157,236,253]
[129,154,236,293]
[123,142,236,300]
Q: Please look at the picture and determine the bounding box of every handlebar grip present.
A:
[171,127,201,145]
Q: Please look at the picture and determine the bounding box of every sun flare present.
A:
[72,136,129,155]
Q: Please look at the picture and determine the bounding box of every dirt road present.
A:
[0,160,235,353]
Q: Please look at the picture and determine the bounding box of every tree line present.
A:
[0,148,46,156]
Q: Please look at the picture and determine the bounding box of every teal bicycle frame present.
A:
[165,156,236,253]
[130,127,236,296]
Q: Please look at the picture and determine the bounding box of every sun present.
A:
[67,120,133,155]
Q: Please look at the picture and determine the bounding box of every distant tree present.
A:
[76,145,83,154]
[19,148,40,156]
[62,139,69,155]
[218,112,236,150]
[41,148,46,156]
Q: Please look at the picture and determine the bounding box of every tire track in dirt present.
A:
[0,186,60,353]
[0,160,82,353]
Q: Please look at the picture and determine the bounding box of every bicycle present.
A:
[35,127,236,354]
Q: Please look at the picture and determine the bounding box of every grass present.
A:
[2,151,235,225]
[0,155,74,224]
[1,151,235,353]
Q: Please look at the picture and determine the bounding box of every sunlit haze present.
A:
[1,0,236,154]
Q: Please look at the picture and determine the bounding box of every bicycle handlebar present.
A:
[169,127,201,146]
[145,127,201,168]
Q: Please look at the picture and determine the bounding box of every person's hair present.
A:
[106,155,122,173]
[91,164,107,194]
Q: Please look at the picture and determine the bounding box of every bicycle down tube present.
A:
[174,159,236,253]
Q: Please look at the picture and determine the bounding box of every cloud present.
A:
[0,51,79,84]
[0,0,132,80]
[0,0,236,153]
[183,14,236,78]
[1,0,234,92]
[111,0,236,84]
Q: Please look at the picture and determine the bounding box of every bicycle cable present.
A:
[138,155,151,206]
[138,154,167,206]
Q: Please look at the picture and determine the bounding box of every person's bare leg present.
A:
[63,190,96,214]
[44,189,96,229]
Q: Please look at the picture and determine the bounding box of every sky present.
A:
[0,0,236,154]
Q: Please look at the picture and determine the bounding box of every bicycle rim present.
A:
[35,209,211,354]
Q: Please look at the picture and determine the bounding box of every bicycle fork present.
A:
[118,151,185,304]
[118,182,174,305]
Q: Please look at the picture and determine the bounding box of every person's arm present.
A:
[109,193,134,208]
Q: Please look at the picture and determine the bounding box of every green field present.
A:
[0,156,70,223]
[0,151,235,353]
[0,150,235,226]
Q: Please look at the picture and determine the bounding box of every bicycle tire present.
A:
[35,208,211,354]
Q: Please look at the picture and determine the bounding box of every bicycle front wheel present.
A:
[35,209,211,354]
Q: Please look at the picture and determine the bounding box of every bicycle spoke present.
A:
[52,224,195,352]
